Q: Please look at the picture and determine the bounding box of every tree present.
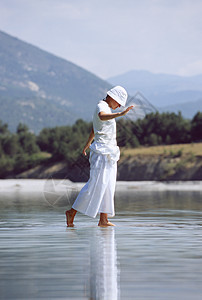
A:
[17,123,40,155]
[0,120,9,135]
[16,123,29,134]
[2,135,19,156]
[191,112,202,142]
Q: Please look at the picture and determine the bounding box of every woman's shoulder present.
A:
[97,100,109,112]
[97,99,107,106]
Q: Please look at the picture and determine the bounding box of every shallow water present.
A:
[0,181,202,300]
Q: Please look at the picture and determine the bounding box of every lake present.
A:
[0,180,202,299]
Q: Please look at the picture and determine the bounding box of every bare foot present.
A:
[65,210,75,227]
[98,221,116,227]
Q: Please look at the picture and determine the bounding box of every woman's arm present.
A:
[82,128,95,156]
[99,105,134,121]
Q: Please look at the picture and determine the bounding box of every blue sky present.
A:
[0,0,202,79]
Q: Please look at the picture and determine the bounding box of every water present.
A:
[0,180,202,300]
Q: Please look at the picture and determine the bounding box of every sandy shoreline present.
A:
[0,179,202,192]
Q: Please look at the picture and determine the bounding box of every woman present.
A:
[66,86,133,227]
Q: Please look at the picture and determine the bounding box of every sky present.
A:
[0,0,202,79]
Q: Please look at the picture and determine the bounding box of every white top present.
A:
[90,100,120,162]
[93,100,116,145]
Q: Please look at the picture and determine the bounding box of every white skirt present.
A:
[72,151,117,218]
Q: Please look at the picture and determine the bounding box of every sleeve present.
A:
[97,101,107,114]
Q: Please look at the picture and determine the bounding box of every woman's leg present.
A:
[98,213,115,227]
[71,153,110,218]
[98,162,117,227]
[65,208,77,227]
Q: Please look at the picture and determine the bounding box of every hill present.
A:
[108,70,202,118]
[159,98,202,119]
[0,31,111,133]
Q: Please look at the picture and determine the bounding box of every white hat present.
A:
[107,86,128,107]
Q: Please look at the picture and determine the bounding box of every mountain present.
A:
[159,98,202,119]
[108,70,202,117]
[0,31,112,133]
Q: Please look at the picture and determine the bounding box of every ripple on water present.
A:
[0,187,202,299]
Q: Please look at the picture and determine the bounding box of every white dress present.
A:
[72,100,120,218]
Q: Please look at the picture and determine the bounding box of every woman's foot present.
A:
[98,212,115,227]
[98,220,116,227]
[65,209,76,227]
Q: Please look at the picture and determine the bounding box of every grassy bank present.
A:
[121,143,202,158]
[118,143,202,181]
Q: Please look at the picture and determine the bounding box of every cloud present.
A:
[0,0,202,78]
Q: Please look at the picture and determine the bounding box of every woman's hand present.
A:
[99,105,134,121]
[82,128,95,156]
[120,105,134,116]
[82,143,90,156]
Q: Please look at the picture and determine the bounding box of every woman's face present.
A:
[109,97,121,110]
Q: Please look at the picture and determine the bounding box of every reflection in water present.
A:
[89,228,118,300]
